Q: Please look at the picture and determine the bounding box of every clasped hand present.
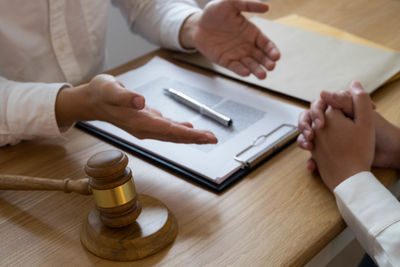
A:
[297,82,375,191]
[297,81,400,191]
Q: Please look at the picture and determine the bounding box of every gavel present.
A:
[0,150,178,261]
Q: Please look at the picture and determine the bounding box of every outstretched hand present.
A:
[183,0,280,79]
[56,74,218,144]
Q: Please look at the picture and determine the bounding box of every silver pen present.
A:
[164,88,232,127]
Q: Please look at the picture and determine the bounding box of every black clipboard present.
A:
[76,122,298,193]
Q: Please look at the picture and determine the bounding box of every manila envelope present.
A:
[174,15,400,102]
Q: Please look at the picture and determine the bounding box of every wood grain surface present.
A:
[0,0,399,266]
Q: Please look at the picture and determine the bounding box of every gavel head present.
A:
[84,150,141,228]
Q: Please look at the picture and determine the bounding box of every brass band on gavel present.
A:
[85,150,142,228]
[91,178,137,208]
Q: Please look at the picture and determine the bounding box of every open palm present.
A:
[193,0,280,79]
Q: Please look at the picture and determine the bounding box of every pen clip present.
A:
[234,124,298,169]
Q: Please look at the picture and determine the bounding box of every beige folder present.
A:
[174,15,400,102]
[276,14,400,84]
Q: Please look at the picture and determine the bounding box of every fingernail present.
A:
[198,133,215,144]
[306,163,315,172]
[320,90,329,99]
[351,81,362,90]
[133,96,144,109]
[257,70,267,79]
[315,118,322,128]
[271,48,280,60]
[206,133,217,143]
[304,130,311,139]
[267,61,275,71]
[301,141,309,150]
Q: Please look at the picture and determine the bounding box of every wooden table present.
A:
[1,0,399,266]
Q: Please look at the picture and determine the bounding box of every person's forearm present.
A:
[55,84,93,127]
[392,126,400,169]
[373,112,400,170]
[179,11,201,49]
[1,77,71,146]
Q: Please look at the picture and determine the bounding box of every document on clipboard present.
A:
[77,57,303,192]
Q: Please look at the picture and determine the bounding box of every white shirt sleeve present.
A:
[112,0,201,51]
[334,171,400,267]
[0,77,72,147]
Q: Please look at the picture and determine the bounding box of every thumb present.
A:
[320,90,353,117]
[231,0,269,13]
[350,81,373,127]
[112,85,146,110]
[94,74,145,109]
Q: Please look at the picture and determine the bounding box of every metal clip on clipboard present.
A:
[234,124,298,169]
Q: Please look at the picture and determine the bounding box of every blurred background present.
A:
[106,0,209,69]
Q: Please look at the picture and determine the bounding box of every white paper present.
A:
[174,17,400,102]
[86,57,303,184]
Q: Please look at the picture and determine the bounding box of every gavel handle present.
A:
[0,175,91,195]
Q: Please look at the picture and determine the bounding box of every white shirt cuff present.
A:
[160,6,201,52]
[334,171,400,256]
[7,82,74,141]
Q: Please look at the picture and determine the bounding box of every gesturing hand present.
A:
[56,74,218,144]
[186,0,280,79]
